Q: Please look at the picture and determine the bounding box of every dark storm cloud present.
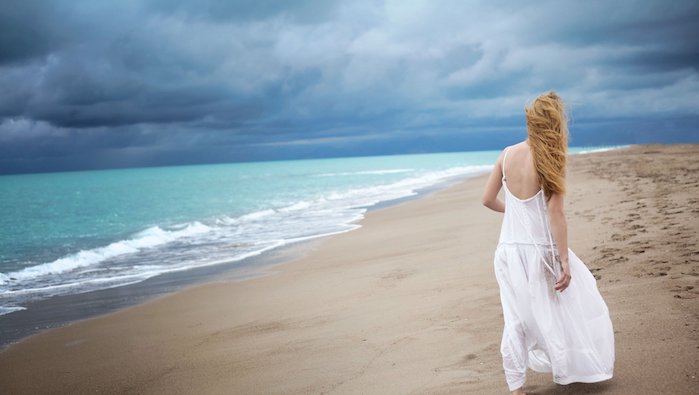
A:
[0,1,71,65]
[0,0,698,174]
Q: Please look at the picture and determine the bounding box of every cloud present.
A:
[0,0,698,173]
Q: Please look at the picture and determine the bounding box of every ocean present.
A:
[0,146,624,317]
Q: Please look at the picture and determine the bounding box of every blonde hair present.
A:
[525,91,569,201]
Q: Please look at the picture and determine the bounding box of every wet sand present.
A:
[0,144,697,394]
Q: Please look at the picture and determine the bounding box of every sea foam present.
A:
[0,222,211,284]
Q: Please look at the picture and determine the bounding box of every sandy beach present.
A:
[0,144,697,394]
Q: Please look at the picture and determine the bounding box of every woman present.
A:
[481,91,615,394]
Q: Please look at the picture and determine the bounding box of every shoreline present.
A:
[0,145,620,341]
[0,144,696,394]
[0,170,484,350]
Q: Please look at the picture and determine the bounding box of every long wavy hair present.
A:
[525,91,569,201]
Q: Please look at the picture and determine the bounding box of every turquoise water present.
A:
[0,146,625,314]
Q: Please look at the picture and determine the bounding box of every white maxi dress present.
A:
[493,147,615,391]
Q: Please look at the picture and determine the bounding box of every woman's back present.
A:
[501,142,541,201]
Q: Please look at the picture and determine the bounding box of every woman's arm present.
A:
[481,150,506,213]
[547,191,571,291]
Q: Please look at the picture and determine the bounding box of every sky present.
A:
[0,0,698,174]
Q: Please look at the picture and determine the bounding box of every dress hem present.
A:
[553,372,613,386]
[507,377,527,392]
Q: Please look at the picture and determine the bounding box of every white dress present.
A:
[493,147,614,391]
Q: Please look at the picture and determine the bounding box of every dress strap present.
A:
[501,147,510,181]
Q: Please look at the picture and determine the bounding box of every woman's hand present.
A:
[555,258,571,292]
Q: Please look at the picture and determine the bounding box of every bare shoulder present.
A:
[506,141,527,153]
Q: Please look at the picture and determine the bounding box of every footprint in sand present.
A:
[611,233,627,242]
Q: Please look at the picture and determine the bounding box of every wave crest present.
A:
[0,222,211,284]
